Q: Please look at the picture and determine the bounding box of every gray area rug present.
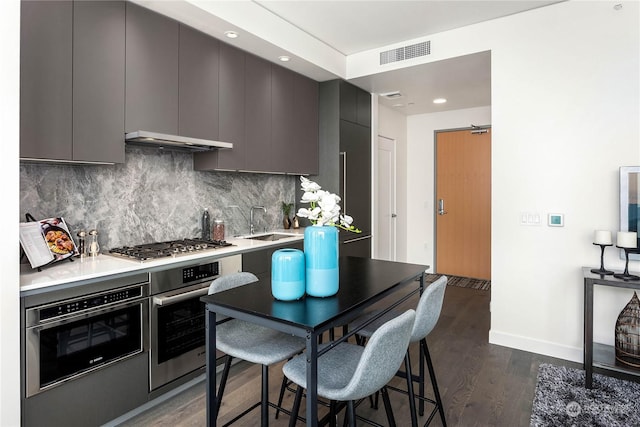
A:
[425,274,491,291]
[530,363,640,426]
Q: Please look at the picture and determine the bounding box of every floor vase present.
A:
[304,225,339,297]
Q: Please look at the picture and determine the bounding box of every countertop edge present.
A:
[20,230,305,296]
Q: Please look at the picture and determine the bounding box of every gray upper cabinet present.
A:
[245,54,273,172]
[20,0,125,164]
[270,64,294,173]
[193,42,245,171]
[20,1,72,160]
[73,1,125,163]
[178,25,219,141]
[125,2,179,134]
[339,80,371,127]
[292,73,319,175]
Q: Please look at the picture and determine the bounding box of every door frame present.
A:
[433,125,492,277]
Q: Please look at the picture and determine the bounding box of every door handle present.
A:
[391,213,397,218]
[438,199,447,216]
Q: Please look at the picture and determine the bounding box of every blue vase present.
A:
[304,225,339,297]
[271,249,305,300]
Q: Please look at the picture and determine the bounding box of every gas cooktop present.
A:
[108,238,233,261]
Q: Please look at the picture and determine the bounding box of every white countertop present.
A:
[20,229,305,295]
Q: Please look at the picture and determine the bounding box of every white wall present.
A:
[1,0,21,425]
[406,106,491,269]
[381,1,639,361]
[377,103,408,262]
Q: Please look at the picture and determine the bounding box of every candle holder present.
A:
[613,247,640,281]
[590,243,614,275]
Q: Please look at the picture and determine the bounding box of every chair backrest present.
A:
[339,309,415,401]
[208,272,258,295]
[412,275,447,342]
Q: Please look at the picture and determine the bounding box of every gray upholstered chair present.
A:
[208,272,306,426]
[354,275,448,427]
[282,309,416,427]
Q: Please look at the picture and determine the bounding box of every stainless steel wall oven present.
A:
[149,254,240,391]
[24,274,149,398]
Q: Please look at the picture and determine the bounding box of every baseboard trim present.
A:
[489,329,583,364]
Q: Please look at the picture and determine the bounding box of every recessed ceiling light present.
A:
[392,103,404,108]
[278,55,291,62]
[224,31,239,39]
[433,98,447,104]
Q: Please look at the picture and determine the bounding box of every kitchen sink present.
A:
[240,233,298,241]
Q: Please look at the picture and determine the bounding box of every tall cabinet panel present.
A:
[20,1,73,160]
[73,1,125,163]
[178,25,219,141]
[125,2,179,134]
[340,120,372,236]
[316,80,372,258]
[244,54,272,172]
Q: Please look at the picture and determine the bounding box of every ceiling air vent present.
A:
[380,41,431,65]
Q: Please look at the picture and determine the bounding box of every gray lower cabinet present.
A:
[125,2,179,134]
[242,241,304,283]
[20,1,125,164]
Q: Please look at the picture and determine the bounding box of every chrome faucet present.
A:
[250,206,266,235]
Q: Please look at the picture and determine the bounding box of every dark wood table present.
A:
[583,267,640,388]
[201,256,429,427]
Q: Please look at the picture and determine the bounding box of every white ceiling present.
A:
[139,0,563,115]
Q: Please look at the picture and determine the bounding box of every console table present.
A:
[583,267,640,388]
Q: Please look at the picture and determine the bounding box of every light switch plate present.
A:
[548,213,564,227]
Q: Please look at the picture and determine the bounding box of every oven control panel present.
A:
[182,262,219,284]
[37,286,144,322]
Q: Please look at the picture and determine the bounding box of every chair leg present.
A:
[214,355,233,419]
[404,351,418,427]
[421,338,446,427]
[275,375,290,419]
[418,339,425,417]
[330,400,337,427]
[346,401,356,427]
[288,386,303,427]
[381,387,397,427]
[261,364,269,427]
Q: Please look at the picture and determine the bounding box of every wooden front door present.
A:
[435,128,491,280]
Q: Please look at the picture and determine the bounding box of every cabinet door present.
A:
[179,25,219,141]
[340,120,372,234]
[292,74,319,175]
[125,2,179,134]
[244,54,272,172]
[271,65,294,173]
[73,1,125,163]
[356,89,372,127]
[199,43,246,171]
[341,236,372,258]
[339,80,357,124]
[20,0,73,160]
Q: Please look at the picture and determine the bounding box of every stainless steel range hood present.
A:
[125,131,233,151]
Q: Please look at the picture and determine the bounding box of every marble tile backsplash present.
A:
[20,146,298,250]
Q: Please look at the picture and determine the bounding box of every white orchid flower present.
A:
[297,176,361,233]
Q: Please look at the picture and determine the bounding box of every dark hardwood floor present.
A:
[117,285,579,427]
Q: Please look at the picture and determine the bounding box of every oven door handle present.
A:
[153,286,210,306]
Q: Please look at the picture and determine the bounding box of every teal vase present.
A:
[271,248,305,300]
[304,225,339,297]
